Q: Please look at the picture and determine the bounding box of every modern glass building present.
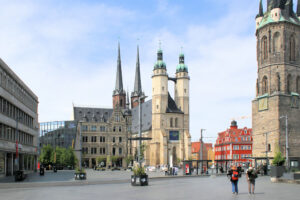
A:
[40,121,77,149]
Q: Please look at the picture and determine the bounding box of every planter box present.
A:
[131,175,148,186]
[282,172,300,180]
[15,170,26,182]
[270,166,285,178]
[40,168,45,176]
[74,173,87,180]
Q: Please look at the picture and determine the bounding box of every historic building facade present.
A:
[73,43,191,168]
[252,0,300,168]
[73,44,132,168]
[131,48,191,167]
[0,58,39,177]
[214,121,252,167]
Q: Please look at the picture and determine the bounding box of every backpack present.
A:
[232,171,239,181]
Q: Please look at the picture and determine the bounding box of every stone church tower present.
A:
[150,48,191,166]
[252,0,300,166]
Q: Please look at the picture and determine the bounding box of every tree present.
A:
[272,151,285,166]
[39,144,53,165]
[125,155,134,167]
[111,156,119,167]
[97,156,106,167]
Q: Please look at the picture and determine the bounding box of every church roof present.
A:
[131,100,152,134]
[73,106,113,123]
[166,93,183,114]
[257,0,300,30]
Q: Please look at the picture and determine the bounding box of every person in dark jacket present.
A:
[227,166,240,194]
[246,167,258,194]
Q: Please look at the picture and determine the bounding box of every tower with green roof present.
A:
[252,0,300,167]
[149,46,191,166]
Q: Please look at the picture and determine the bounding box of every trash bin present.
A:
[40,167,45,176]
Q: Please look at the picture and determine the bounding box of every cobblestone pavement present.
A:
[0,174,300,200]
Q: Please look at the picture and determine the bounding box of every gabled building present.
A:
[73,43,132,168]
[214,121,252,167]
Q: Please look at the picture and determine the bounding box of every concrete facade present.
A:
[252,2,300,168]
[0,58,39,177]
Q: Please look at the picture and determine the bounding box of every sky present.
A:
[0,0,281,144]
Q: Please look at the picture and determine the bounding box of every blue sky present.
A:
[0,0,281,143]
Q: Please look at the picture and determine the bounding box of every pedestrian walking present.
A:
[246,167,258,194]
[227,166,240,195]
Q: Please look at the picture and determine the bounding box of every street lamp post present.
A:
[137,95,147,167]
[200,129,205,174]
[79,121,83,171]
[280,115,289,170]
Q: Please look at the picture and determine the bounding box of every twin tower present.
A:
[112,42,191,165]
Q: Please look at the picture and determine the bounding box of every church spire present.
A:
[297,0,300,16]
[257,0,264,18]
[113,42,124,95]
[132,45,142,96]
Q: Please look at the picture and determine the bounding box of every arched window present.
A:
[273,32,281,53]
[262,36,268,60]
[290,35,296,61]
[175,118,178,128]
[297,76,300,94]
[287,74,292,94]
[262,76,268,94]
[170,118,173,127]
[120,99,123,107]
[277,73,281,92]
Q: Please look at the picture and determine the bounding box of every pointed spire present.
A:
[297,0,300,16]
[259,0,264,16]
[113,42,124,95]
[132,45,142,97]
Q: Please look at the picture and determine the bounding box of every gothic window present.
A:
[297,76,300,94]
[290,35,296,61]
[175,118,178,128]
[262,36,268,60]
[120,99,123,107]
[277,73,281,92]
[262,76,268,94]
[170,118,173,127]
[287,74,292,94]
[273,32,281,53]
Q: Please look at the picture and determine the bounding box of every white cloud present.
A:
[0,0,259,145]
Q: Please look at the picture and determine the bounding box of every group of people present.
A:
[227,166,258,195]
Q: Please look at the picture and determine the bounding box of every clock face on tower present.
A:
[258,97,268,111]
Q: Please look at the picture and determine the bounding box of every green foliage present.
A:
[140,143,147,160]
[111,156,119,167]
[39,145,76,167]
[75,167,85,173]
[272,151,285,166]
[133,166,146,176]
[97,156,106,166]
[39,144,53,165]
[125,155,133,167]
